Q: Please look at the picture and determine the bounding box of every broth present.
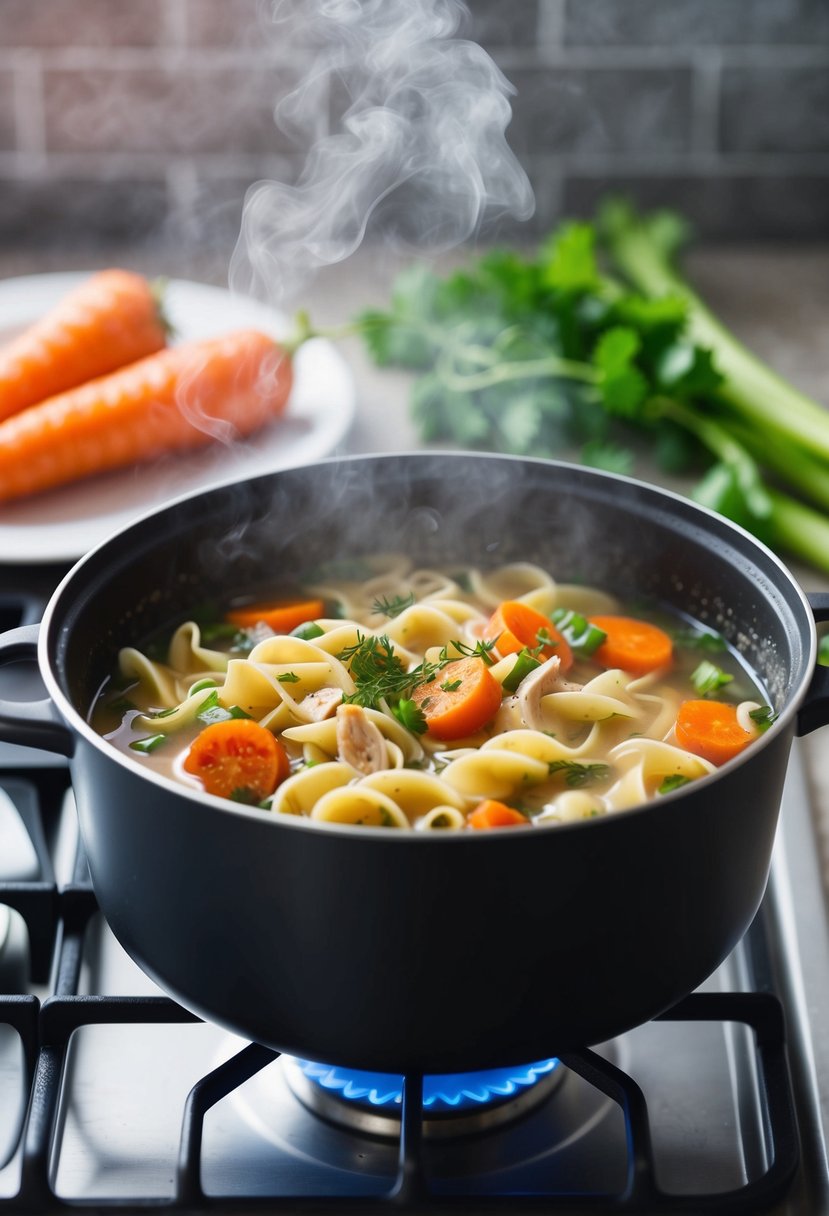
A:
[90,556,774,830]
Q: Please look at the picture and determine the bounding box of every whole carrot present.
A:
[0,269,168,423]
[0,329,292,503]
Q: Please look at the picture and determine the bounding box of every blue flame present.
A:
[294,1057,559,1113]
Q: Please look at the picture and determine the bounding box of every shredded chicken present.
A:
[299,686,343,722]
[517,655,583,731]
[335,703,387,774]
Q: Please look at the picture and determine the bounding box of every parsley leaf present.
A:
[392,699,428,734]
[539,220,601,294]
[592,327,649,417]
[658,774,692,795]
[129,734,166,754]
[350,198,829,581]
[749,705,777,732]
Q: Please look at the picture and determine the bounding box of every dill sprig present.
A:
[338,634,414,707]
[338,633,499,712]
[371,591,416,618]
[547,760,612,788]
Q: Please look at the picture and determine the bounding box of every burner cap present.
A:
[285,1057,562,1139]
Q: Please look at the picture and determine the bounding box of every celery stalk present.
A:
[602,202,829,465]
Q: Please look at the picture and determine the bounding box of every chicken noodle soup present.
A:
[91,557,775,830]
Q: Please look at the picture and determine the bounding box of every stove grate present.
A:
[0,775,801,1214]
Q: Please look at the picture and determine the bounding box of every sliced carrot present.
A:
[0,269,168,423]
[183,718,290,802]
[411,656,502,741]
[0,330,292,503]
[675,700,756,766]
[589,615,673,675]
[485,600,573,672]
[226,598,325,633]
[467,800,528,830]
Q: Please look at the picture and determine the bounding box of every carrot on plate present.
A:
[485,600,573,672]
[675,700,756,766]
[183,718,290,802]
[467,800,529,830]
[411,655,502,741]
[0,329,292,504]
[589,615,673,675]
[226,598,325,634]
[0,269,168,423]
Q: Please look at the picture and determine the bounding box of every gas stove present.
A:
[1,572,829,1214]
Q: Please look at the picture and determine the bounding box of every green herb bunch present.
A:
[351,200,829,576]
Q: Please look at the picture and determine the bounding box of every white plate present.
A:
[0,273,356,563]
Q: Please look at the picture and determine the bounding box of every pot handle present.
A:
[796,593,829,737]
[0,624,74,756]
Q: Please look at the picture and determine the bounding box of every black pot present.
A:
[1,453,828,1074]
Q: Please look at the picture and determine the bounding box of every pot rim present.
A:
[37,451,818,842]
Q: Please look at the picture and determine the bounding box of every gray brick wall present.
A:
[0,0,826,251]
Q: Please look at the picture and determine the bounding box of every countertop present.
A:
[1,240,828,879]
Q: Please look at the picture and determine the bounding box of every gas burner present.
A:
[284,1056,563,1138]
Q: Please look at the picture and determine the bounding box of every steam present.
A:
[229,0,534,308]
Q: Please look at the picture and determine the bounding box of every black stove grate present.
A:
[0,772,801,1214]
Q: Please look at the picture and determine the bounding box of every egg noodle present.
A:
[94,557,770,830]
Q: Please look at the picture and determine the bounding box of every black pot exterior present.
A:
[71,720,791,1073]
[20,454,820,1071]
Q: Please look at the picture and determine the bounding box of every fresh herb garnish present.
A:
[501,648,542,692]
[658,773,692,795]
[749,705,777,732]
[196,690,253,724]
[129,734,166,754]
[338,633,498,716]
[674,627,727,653]
[277,672,300,684]
[440,678,463,692]
[536,627,558,650]
[690,660,734,696]
[551,608,607,657]
[547,760,611,787]
[449,637,499,665]
[338,634,413,708]
[371,591,416,619]
[230,786,259,805]
[353,200,829,578]
[392,698,428,734]
[290,621,325,640]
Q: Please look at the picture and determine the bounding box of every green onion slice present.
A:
[551,608,607,657]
